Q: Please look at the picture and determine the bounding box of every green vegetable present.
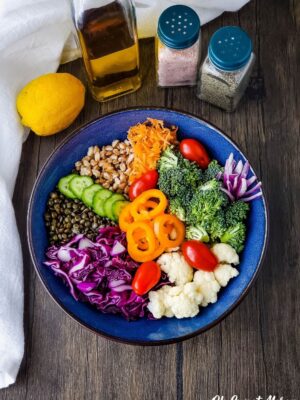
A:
[186,179,228,227]
[221,223,246,253]
[103,194,125,220]
[93,189,113,217]
[69,176,94,199]
[185,225,209,242]
[225,201,249,226]
[57,174,78,199]
[113,200,129,221]
[203,159,223,182]
[169,198,186,221]
[82,184,103,207]
[158,147,202,205]
[207,210,227,241]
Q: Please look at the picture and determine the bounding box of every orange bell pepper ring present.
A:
[119,203,134,232]
[126,221,157,262]
[153,214,185,248]
[130,189,168,221]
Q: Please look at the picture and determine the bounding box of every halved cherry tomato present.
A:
[132,261,161,296]
[181,240,218,271]
[129,170,159,201]
[179,139,210,169]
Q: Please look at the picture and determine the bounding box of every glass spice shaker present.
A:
[72,0,141,102]
[197,26,255,112]
[156,5,201,87]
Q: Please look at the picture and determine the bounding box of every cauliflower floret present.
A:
[214,263,239,287]
[157,252,193,285]
[211,243,239,265]
[147,283,202,319]
[148,286,174,319]
[193,270,221,307]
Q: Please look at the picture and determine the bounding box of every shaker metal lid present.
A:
[157,5,200,50]
[208,26,252,71]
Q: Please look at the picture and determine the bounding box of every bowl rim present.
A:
[27,106,269,346]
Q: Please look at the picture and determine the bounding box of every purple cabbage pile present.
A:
[44,227,149,320]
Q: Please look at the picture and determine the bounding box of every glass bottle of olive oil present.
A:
[73,0,141,102]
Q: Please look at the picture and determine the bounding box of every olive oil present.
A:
[77,1,141,102]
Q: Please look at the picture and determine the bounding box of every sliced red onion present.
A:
[111,240,126,256]
[247,176,257,186]
[221,187,235,201]
[234,160,243,174]
[240,192,263,202]
[243,181,262,196]
[236,178,248,197]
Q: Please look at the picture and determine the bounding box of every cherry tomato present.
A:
[179,139,210,169]
[129,170,159,201]
[132,261,161,296]
[181,240,218,271]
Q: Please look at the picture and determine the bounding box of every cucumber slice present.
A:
[57,174,78,199]
[69,176,94,199]
[82,184,103,207]
[103,194,125,220]
[93,189,113,217]
[113,200,130,221]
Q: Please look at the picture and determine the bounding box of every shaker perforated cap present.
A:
[157,5,200,50]
[208,26,253,71]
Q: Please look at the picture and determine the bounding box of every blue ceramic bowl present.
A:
[27,108,268,345]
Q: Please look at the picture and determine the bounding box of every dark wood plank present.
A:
[1,1,299,399]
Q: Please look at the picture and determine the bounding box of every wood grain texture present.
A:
[1,1,299,399]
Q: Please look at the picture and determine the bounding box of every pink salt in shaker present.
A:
[155,5,201,87]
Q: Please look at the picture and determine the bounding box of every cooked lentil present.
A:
[44,191,116,245]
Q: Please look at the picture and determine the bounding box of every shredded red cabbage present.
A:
[44,227,169,320]
[219,153,262,202]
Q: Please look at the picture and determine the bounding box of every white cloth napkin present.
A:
[0,0,249,389]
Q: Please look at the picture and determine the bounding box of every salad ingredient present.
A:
[103,194,126,220]
[220,153,262,202]
[158,147,202,218]
[193,270,221,306]
[128,118,177,183]
[44,227,148,320]
[225,201,249,226]
[211,243,239,265]
[220,222,246,253]
[132,261,161,296]
[112,201,129,221]
[148,284,202,319]
[203,159,223,182]
[214,264,239,287]
[17,73,85,136]
[82,184,103,207]
[169,198,186,222]
[119,203,135,232]
[44,192,115,245]
[129,170,159,201]
[69,176,94,199]
[75,140,133,196]
[57,174,78,199]
[130,189,168,221]
[182,240,218,271]
[153,214,185,248]
[126,221,157,262]
[93,189,113,216]
[179,138,210,169]
[185,225,209,243]
[157,252,193,286]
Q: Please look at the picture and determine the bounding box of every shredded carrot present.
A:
[127,118,178,183]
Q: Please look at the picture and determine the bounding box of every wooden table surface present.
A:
[2,1,299,399]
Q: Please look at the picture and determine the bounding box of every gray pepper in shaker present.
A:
[197,26,255,112]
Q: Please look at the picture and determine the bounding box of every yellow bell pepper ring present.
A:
[130,189,168,221]
[119,203,134,232]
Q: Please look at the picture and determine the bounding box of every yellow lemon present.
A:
[16,73,85,136]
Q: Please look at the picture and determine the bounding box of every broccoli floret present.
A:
[225,201,250,226]
[186,225,209,242]
[221,223,246,253]
[158,147,203,205]
[207,210,227,241]
[158,146,179,171]
[169,198,186,221]
[203,160,223,182]
[186,179,228,226]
